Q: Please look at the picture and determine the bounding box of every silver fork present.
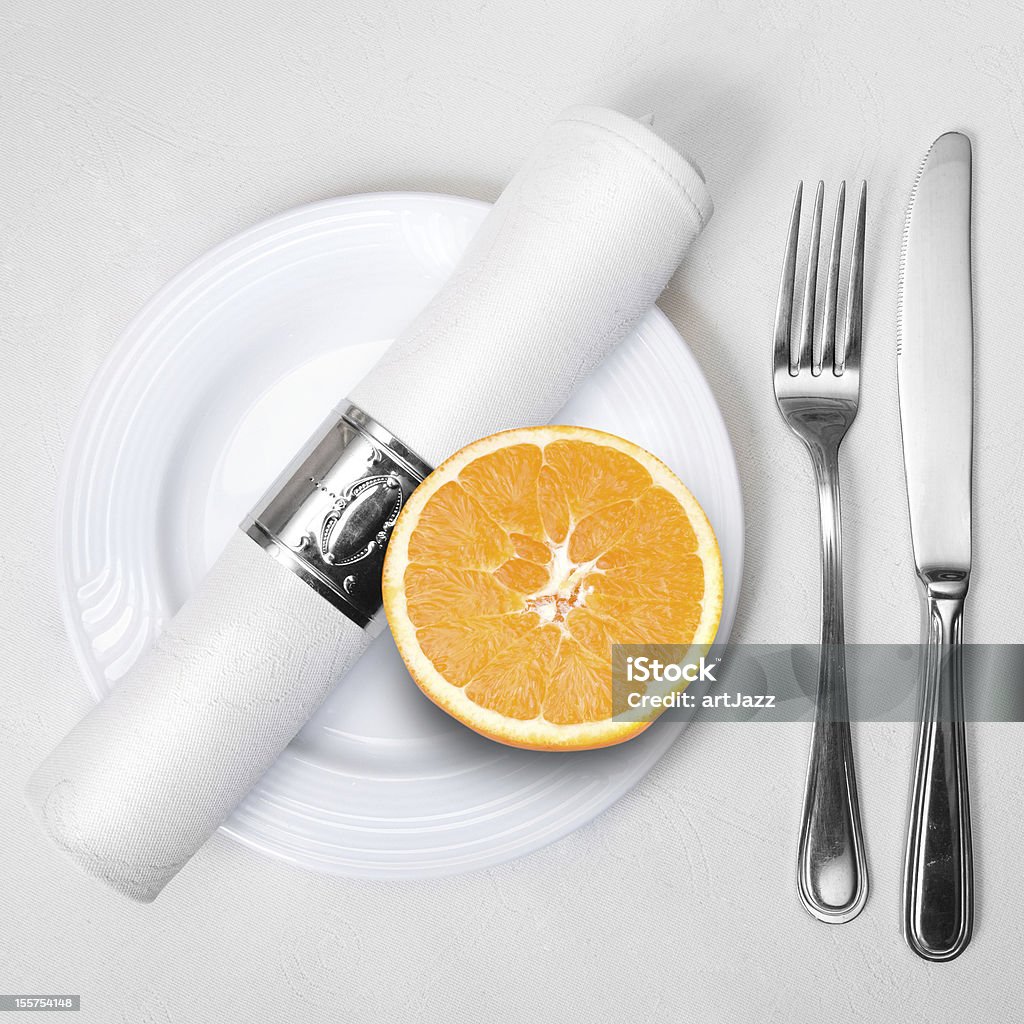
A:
[773,180,868,924]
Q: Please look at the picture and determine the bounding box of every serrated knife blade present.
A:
[897,132,974,575]
[897,131,974,963]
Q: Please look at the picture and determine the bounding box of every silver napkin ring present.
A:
[243,402,432,634]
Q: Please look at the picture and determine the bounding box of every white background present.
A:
[3,0,1024,1020]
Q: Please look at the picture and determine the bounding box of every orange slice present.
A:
[383,426,723,750]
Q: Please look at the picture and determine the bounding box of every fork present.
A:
[773,180,869,924]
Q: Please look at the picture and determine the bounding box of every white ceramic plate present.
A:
[58,193,743,878]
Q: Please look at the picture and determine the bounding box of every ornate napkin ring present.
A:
[244,402,432,634]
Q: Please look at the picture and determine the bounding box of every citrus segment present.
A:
[543,439,654,520]
[567,499,638,564]
[457,443,545,537]
[463,625,561,719]
[416,613,538,682]
[494,557,551,593]
[406,481,511,570]
[402,565,524,626]
[509,533,552,565]
[536,464,571,544]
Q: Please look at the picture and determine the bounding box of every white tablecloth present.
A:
[3,0,1022,1019]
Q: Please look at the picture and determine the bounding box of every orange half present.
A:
[382,426,723,750]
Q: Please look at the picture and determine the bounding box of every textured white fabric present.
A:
[25,533,372,901]
[24,106,710,902]
[6,1,1024,1020]
[350,105,712,463]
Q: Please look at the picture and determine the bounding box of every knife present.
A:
[897,131,974,962]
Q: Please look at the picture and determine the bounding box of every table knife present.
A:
[897,131,974,962]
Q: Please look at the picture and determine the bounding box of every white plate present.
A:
[58,193,743,878]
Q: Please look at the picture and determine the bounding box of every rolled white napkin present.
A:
[350,106,712,465]
[27,105,713,901]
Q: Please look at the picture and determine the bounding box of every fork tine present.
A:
[819,182,845,376]
[774,182,802,377]
[838,181,866,375]
[797,181,824,372]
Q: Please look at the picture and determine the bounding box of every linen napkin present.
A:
[27,105,713,901]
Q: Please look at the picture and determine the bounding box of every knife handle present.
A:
[903,575,974,962]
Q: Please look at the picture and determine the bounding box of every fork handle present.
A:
[903,577,973,961]
[797,441,869,923]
